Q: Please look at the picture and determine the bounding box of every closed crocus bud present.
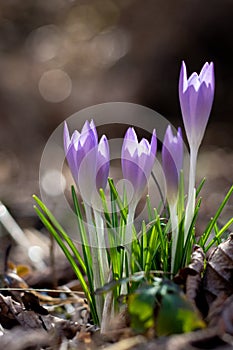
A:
[64,120,110,202]
[162,126,183,205]
[121,127,157,205]
[179,61,215,151]
[96,135,110,191]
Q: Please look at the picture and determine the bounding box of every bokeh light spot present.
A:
[41,169,66,196]
[27,24,61,62]
[39,69,72,103]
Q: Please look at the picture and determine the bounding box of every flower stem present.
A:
[188,147,198,201]
[93,209,109,284]
[84,203,103,324]
[101,270,114,334]
[185,147,198,240]
[170,204,178,273]
[126,204,136,246]
[123,203,136,287]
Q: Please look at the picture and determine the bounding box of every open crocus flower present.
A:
[64,120,110,203]
[162,125,183,205]
[179,61,215,151]
[121,127,157,206]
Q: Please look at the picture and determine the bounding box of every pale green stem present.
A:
[170,203,178,273]
[84,203,103,323]
[188,147,198,201]
[100,270,114,334]
[93,209,109,284]
[185,147,198,241]
[122,202,136,291]
[126,204,136,246]
[127,203,137,249]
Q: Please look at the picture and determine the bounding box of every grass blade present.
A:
[33,195,86,273]
[199,186,233,246]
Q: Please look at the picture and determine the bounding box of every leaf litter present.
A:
[1,225,233,349]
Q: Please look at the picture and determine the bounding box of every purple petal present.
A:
[150,129,157,156]
[82,132,96,152]
[179,61,215,150]
[188,72,200,91]
[66,142,79,185]
[179,87,192,142]
[96,135,110,190]
[125,127,138,142]
[122,130,138,158]
[63,122,71,154]
[81,120,91,135]
[122,151,136,183]
[121,127,157,204]
[70,130,80,150]
[77,145,98,201]
[203,62,215,89]
[90,119,98,143]
[138,150,149,176]
[176,127,183,171]
[162,125,183,204]
[179,61,188,94]
[193,83,214,148]
[139,138,150,152]
[162,146,179,203]
[180,85,198,146]
[198,62,210,82]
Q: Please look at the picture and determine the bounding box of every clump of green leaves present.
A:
[33,180,232,329]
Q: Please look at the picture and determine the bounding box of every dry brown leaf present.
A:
[0,293,86,349]
[132,328,231,350]
[0,293,45,330]
[187,245,205,274]
[99,335,146,350]
[203,233,233,307]
[77,330,92,343]
[0,328,50,350]
[174,245,205,283]
[21,291,49,315]
[47,315,82,349]
[208,294,233,335]
[173,245,205,310]
[0,294,19,329]
[186,245,205,305]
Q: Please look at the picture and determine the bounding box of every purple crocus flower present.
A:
[162,125,183,204]
[64,120,110,202]
[121,127,157,205]
[179,61,215,150]
[96,135,110,191]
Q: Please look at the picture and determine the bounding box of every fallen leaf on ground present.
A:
[0,293,46,330]
[208,294,233,335]
[203,233,233,307]
[185,245,205,305]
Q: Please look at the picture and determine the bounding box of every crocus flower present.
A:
[179,61,215,151]
[96,135,110,191]
[64,120,110,203]
[162,125,183,205]
[121,127,157,206]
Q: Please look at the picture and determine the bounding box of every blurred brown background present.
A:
[0,0,232,230]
